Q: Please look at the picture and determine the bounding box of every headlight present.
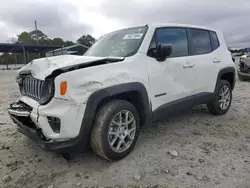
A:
[40,79,55,105]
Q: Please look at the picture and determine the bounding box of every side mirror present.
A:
[156,44,172,62]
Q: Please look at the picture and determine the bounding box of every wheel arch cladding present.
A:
[216,67,236,91]
[83,82,152,128]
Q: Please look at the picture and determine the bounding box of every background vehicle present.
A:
[8,23,236,161]
[240,53,250,60]
[238,57,250,81]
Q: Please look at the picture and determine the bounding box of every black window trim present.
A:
[209,31,213,51]
[147,26,220,59]
[147,31,156,58]
[147,26,189,59]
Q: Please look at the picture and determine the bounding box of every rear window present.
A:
[210,31,220,50]
[190,29,212,55]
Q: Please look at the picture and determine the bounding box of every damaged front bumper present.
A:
[8,101,91,153]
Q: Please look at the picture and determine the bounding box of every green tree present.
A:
[17,31,34,44]
[29,30,49,44]
[64,40,75,46]
[0,37,21,66]
[0,52,18,68]
[76,34,96,47]
[51,37,65,45]
[0,29,96,65]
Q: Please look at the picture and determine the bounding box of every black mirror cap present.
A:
[156,44,172,61]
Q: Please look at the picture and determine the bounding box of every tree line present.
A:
[0,29,96,65]
[228,48,249,54]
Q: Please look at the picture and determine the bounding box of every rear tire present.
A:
[91,100,140,161]
[207,80,232,115]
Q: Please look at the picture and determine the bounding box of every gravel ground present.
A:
[0,68,250,188]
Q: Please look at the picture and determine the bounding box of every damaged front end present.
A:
[8,101,48,143]
[8,55,126,152]
[16,72,55,105]
[8,100,83,152]
[238,58,250,81]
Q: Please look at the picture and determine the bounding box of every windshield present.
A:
[84,26,147,57]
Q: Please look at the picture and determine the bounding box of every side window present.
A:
[156,28,188,58]
[190,29,212,55]
[210,31,220,50]
[147,27,188,58]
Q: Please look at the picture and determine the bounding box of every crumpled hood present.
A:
[17,55,124,80]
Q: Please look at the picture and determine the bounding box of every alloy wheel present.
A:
[108,110,136,153]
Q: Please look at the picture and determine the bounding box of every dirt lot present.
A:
[0,70,249,188]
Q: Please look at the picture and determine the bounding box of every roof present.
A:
[148,23,218,32]
[108,23,220,36]
[0,43,62,53]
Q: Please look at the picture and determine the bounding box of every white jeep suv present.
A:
[8,23,236,161]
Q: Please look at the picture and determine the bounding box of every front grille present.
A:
[21,77,44,100]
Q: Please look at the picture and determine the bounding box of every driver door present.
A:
[145,27,195,116]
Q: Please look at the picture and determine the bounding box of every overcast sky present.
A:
[0,0,249,48]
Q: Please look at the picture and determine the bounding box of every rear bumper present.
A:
[8,111,92,153]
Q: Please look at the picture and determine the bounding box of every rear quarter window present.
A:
[210,31,220,50]
[190,29,212,55]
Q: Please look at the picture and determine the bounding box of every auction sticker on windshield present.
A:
[123,33,143,40]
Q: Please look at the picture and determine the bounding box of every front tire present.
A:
[207,80,232,115]
[91,100,140,161]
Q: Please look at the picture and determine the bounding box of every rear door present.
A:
[209,30,223,82]
[187,28,218,98]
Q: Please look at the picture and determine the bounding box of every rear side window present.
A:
[210,31,220,50]
[148,27,188,58]
[190,29,212,55]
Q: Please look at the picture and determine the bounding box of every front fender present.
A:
[83,82,151,122]
[75,82,152,148]
[53,60,149,103]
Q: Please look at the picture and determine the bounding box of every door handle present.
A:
[213,59,221,63]
[183,62,195,68]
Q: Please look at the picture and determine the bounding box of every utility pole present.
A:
[35,20,38,44]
